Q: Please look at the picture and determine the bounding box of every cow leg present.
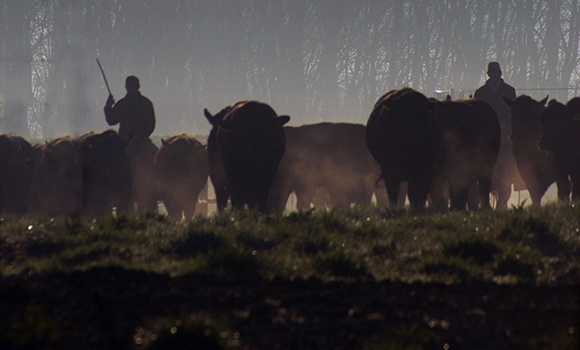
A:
[407,179,429,210]
[449,186,470,210]
[555,171,571,201]
[477,179,493,210]
[254,185,271,213]
[570,173,580,200]
[348,183,374,207]
[183,200,197,219]
[492,152,514,209]
[428,176,447,210]
[527,185,543,206]
[160,197,179,219]
[466,182,481,210]
[273,188,292,213]
[214,186,229,212]
[493,178,511,209]
[137,191,159,213]
[296,187,316,211]
[116,186,132,215]
[186,185,206,218]
[383,174,401,207]
[267,178,292,214]
[229,184,250,210]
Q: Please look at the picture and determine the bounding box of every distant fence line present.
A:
[443,87,580,100]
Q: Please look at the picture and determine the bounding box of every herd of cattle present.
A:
[1,88,579,218]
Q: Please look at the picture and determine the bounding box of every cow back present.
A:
[0,134,36,214]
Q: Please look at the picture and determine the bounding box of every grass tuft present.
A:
[444,239,499,265]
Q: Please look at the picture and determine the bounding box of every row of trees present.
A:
[2,0,579,138]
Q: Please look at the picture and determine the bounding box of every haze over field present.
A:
[1,0,579,139]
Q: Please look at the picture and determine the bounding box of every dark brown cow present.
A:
[154,134,209,218]
[366,88,436,209]
[268,122,387,213]
[504,95,570,205]
[79,130,132,217]
[27,136,84,217]
[205,101,289,213]
[539,97,580,200]
[0,134,37,215]
[429,98,501,210]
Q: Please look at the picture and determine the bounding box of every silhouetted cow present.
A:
[27,136,84,217]
[0,134,37,215]
[539,97,580,199]
[504,95,570,205]
[366,88,436,209]
[79,130,132,217]
[154,134,209,218]
[267,122,387,213]
[205,101,290,213]
[429,98,501,210]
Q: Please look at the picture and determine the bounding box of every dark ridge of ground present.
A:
[1,267,579,350]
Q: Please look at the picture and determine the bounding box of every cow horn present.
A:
[539,95,549,106]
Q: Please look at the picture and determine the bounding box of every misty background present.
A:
[1,0,580,139]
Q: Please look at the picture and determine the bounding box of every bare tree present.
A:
[1,2,34,136]
[3,0,580,137]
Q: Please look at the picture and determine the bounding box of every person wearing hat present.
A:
[104,75,156,141]
[474,62,524,209]
[104,76,159,212]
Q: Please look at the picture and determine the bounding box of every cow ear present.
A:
[204,109,216,125]
[539,95,549,107]
[161,139,168,147]
[503,96,515,108]
[276,115,290,126]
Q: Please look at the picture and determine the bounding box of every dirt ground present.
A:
[1,267,579,349]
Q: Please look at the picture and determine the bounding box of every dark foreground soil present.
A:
[1,267,579,350]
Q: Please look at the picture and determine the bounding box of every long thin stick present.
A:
[96,58,112,95]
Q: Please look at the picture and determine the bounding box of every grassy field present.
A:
[1,203,579,349]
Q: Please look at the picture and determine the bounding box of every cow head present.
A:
[503,95,548,110]
[539,99,572,151]
[40,137,83,178]
[505,95,548,142]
